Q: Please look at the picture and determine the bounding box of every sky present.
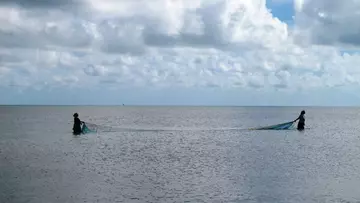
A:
[1,0,360,106]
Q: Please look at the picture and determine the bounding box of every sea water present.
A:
[1,106,360,203]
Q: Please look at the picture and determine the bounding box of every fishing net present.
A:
[78,120,298,135]
[81,122,118,134]
[250,121,296,130]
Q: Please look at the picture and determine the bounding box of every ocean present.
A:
[1,106,360,203]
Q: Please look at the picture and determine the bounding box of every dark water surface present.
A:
[1,106,360,203]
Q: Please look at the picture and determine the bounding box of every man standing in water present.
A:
[73,113,84,135]
[294,110,305,131]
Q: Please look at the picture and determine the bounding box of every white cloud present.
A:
[0,0,360,99]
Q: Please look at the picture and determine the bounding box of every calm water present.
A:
[1,106,360,203]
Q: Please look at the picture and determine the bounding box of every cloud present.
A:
[84,64,107,76]
[0,66,10,76]
[1,0,360,104]
[294,0,360,47]
[53,75,79,87]
[0,0,82,9]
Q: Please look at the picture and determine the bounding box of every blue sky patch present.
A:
[266,0,294,25]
